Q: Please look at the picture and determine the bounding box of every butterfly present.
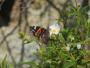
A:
[30,26,49,44]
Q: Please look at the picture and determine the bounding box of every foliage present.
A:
[0,55,13,68]
[21,1,90,68]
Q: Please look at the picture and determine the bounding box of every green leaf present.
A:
[82,59,90,64]
[7,64,13,68]
[19,32,25,39]
[63,60,76,68]
[0,55,7,68]
[77,65,83,68]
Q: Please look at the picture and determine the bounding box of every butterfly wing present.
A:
[40,30,49,44]
[30,26,49,44]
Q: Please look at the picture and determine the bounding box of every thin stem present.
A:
[75,0,78,7]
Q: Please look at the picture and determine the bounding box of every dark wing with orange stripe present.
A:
[30,26,49,44]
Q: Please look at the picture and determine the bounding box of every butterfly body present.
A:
[30,26,49,44]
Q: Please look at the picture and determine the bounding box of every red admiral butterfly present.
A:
[30,26,49,44]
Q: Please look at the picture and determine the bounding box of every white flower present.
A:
[49,23,60,36]
[87,10,90,16]
[66,46,70,51]
[66,44,70,51]
[77,43,81,49]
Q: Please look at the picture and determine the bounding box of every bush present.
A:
[21,1,90,68]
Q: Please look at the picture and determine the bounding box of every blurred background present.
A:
[0,0,90,68]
